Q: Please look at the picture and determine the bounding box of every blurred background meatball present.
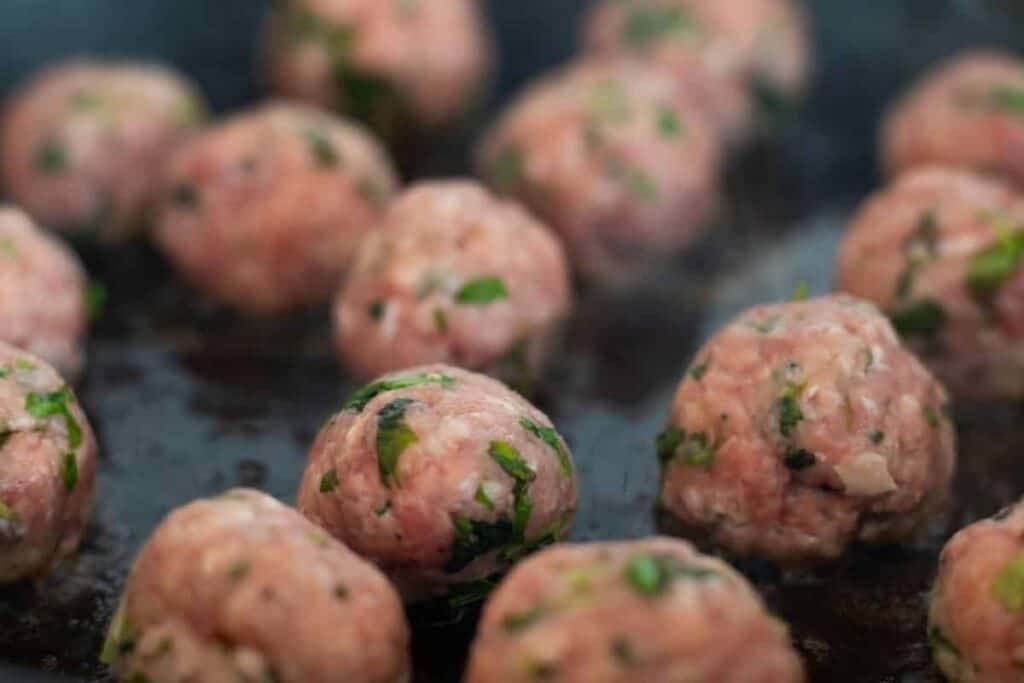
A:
[102,489,409,683]
[882,50,1024,188]
[465,537,805,683]
[0,59,207,242]
[658,295,956,565]
[477,59,721,284]
[837,167,1024,400]
[334,180,572,387]
[0,207,88,377]
[581,0,812,140]
[0,342,97,583]
[154,101,399,315]
[264,0,495,136]
[298,365,577,605]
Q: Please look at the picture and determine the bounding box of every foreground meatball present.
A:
[154,102,399,314]
[658,295,956,565]
[0,342,97,583]
[102,489,409,683]
[298,365,577,604]
[882,51,1024,187]
[477,59,721,283]
[582,0,812,139]
[0,60,206,242]
[0,207,88,377]
[465,537,805,683]
[265,0,494,133]
[837,167,1024,399]
[334,181,572,385]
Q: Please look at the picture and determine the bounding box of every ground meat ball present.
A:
[101,488,410,683]
[0,60,206,242]
[464,537,805,683]
[265,0,494,133]
[0,207,88,377]
[581,0,812,140]
[334,180,572,386]
[477,59,722,284]
[297,365,577,605]
[0,342,97,583]
[881,51,1024,188]
[836,167,1024,400]
[658,295,956,565]
[153,102,399,315]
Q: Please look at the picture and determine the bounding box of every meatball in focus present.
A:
[882,51,1024,187]
[477,59,721,283]
[298,365,577,605]
[265,0,494,133]
[102,489,410,683]
[465,537,805,683]
[334,180,572,386]
[837,167,1024,399]
[658,295,956,565]
[0,342,97,583]
[154,102,399,314]
[1,60,206,242]
[0,207,88,377]
[929,501,1024,682]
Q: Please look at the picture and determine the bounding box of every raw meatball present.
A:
[0,206,88,377]
[153,102,399,314]
[265,0,494,133]
[929,501,1024,682]
[297,365,577,605]
[464,537,805,683]
[0,342,97,583]
[477,59,722,283]
[101,488,410,683]
[657,295,956,565]
[581,0,812,139]
[882,51,1024,188]
[836,167,1024,399]
[0,60,207,242]
[334,180,572,386]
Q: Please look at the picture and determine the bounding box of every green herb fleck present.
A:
[446,575,500,609]
[489,441,535,483]
[86,280,107,321]
[655,104,681,138]
[368,300,386,321]
[447,515,518,573]
[60,452,77,492]
[928,625,960,656]
[228,560,251,583]
[0,237,16,258]
[870,430,885,444]
[689,356,711,381]
[490,146,525,193]
[924,406,940,429]
[475,484,496,511]
[608,158,658,201]
[319,468,339,493]
[519,417,573,477]
[623,6,698,48]
[993,553,1024,611]
[25,386,81,450]
[990,85,1024,113]
[778,382,806,438]
[304,129,341,168]
[343,372,454,412]
[376,398,419,486]
[624,552,716,597]
[0,499,16,521]
[69,90,101,111]
[35,139,67,174]
[589,79,631,124]
[357,177,389,207]
[433,308,449,333]
[374,500,391,517]
[334,583,349,600]
[792,281,809,301]
[503,604,545,632]
[455,276,508,305]
[891,299,947,339]
[100,603,135,664]
[783,447,816,470]
[610,638,637,666]
[967,228,1024,304]
[656,427,684,465]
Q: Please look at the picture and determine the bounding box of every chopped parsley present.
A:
[333,64,402,131]
[928,625,960,656]
[0,237,16,257]
[689,356,711,381]
[334,583,349,600]
[655,104,681,138]
[68,90,101,111]
[446,515,519,573]
[656,427,684,465]
[433,308,449,333]
[475,484,496,511]
[990,85,1024,113]
[624,552,716,597]
[923,406,940,429]
[891,299,947,339]
[992,552,1024,611]
[35,139,67,174]
[227,560,251,583]
[343,372,454,411]
[25,386,82,450]
[656,427,714,468]
[376,398,419,486]
[357,177,389,207]
[608,158,658,201]
[446,575,501,609]
[100,604,136,664]
[778,382,806,438]
[0,499,15,521]
[896,211,940,299]
[502,604,545,632]
[455,276,509,305]
[589,79,631,125]
[304,129,341,168]
[319,468,339,493]
[967,228,1024,305]
[60,452,77,492]
[783,448,816,470]
[490,146,525,193]
[792,281,809,302]
[86,280,107,321]
[519,417,573,477]
[368,300,386,321]
[622,5,698,48]
[489,440,535,483]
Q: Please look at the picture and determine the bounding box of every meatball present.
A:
[477,59,722,283]
[464,537,805,683]
[882,51,1024,188]
[264,0,494,134]
[334,180,572,386]
[657,295,956,565]
[836,167,1024,399]
[297,365,577,604]
[101,488,410,683]
[153,102,399,314]
[0,206,88,377]
[0,342,97,583]
[581,0,812,139]
[0,60,206,242]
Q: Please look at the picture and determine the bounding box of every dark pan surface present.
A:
[0,1,1023,681]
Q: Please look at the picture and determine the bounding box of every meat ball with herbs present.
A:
[581,0,812,140]
[0,60,206,242]
[464,537,805,683]
[0,342,97,583]
[836,167,1024,399]
[154,102,399,315]
[477,59,721,284]
[882,51,1024,188]
[657,295,956,565]
[102,489,410,683]
[0,206,89,377]
[334,180,572,387]
[265,0,494,135]
[297,365,577,606]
